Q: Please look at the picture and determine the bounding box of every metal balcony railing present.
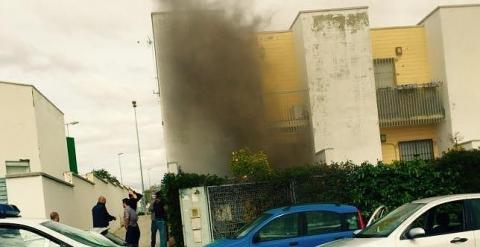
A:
[376,83,445,128]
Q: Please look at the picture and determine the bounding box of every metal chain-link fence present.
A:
[206,182,293,240]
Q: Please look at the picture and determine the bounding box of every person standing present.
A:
[92,196,116,228]
[150,191,168,247]
[123,198,140,247]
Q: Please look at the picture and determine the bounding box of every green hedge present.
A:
[161,150,478,246]
[161,172,225,247]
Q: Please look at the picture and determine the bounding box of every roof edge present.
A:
[418,4,480,25]
[288,6,369,30]
[371,25,423,31]
[0,81,64,115]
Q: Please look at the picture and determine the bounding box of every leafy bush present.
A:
[230,148,271,181]
[161,172,225,247]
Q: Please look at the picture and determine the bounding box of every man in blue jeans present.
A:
[150,191,167,247]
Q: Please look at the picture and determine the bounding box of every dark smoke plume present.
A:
[157,0,312,170]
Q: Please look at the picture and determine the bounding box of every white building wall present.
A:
[422,5,480,151]
[0,82,42,176]
[7,173,128,230]
[33,89,70,179]
[291,8,382,164]
[6,176,46,218]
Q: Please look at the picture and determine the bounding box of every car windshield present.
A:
[231,213,272,239]
[41,221,120,247]
[356,203,425,238]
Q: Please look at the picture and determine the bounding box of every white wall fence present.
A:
[6,171,128,231]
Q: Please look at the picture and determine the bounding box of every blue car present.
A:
[205,203,365,247]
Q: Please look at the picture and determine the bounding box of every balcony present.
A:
[376,83,445,128]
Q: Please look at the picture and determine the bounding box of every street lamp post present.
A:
[65,121,79,137]
[117,153,124,184]
[132,101,146,212]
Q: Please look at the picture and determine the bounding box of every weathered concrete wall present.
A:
[292,8,382,164]
[422,5,480,152]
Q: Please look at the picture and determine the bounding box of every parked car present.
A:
[205,203,365,247]
[0,204,122,247]
[318,193,480,247]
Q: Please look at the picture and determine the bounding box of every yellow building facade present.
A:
[258,25,443,164]
[371,26,440,163]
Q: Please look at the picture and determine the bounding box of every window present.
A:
[407,200,465,238]
[257,213,299,242]
[466,199,480,230]
[399,139,434,161]
[0,226,60,247]
[344,213,361,231]
[305,211,342,235]
[5,160,30,175]
[373,58,396,88]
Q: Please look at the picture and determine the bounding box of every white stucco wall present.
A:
[0,82,42,176]
[422,5,480,151]
[6,176,46,218]
[291,8,382,164]
[7,173,128,230]
[33,89,70,179]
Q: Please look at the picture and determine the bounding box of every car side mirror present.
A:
[408,228,426,239]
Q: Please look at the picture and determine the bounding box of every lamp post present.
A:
[132,101,146,212]
[65,121,79,137]
[117,153,124,184]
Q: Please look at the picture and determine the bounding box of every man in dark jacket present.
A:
[150,191,167,247]
[92,196,116,228]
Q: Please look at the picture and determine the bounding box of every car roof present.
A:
[412,193,480,204]
[0,217,49,226]
[265,203,358,215]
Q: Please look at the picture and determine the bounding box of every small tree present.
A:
[230,148,272,181]
[93,169,120,185]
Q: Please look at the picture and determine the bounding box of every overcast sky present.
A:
[1,0,478,190]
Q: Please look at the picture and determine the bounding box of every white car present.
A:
[318,193,480,247]
[0,205,122,247]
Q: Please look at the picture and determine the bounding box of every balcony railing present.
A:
[376,83,445,128]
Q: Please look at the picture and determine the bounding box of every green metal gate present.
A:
[0,178,7,204]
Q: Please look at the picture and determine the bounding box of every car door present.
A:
[251,213,303,247]
[397,200,475,247]
[465,199,480,247]
[297,211,354,247]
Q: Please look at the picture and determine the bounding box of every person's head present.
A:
[98,196,106,204]
[122,198,129,208]
[50,212,59,222]
[155,191,162,200]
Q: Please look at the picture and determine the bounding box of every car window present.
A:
[466,199,480,230]
[344,212,361,231]
[41,221,118,247]
[407,200,465,237]
[305,211,342,235]
[0,226,61,247]
[233,213,272,239]
[257,213,299,242]
[357,203,425,238]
